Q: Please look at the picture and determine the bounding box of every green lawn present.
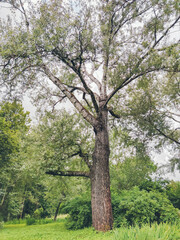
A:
[0,221,113,240]
[0,221,179,240]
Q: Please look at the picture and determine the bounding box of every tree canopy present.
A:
[0,100,30,221]
[0,101,30,166]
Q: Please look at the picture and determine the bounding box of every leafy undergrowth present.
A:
[0,220,179,240]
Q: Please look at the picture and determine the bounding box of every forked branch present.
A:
[42,64,98,127]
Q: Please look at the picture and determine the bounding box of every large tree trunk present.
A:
[90,109,113,231]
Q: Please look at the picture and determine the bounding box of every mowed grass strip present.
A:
[0,221,113,240]
[0,221,179,240]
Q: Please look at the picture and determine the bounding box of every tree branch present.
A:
[78,146,92,170]
[78,71,100,114]
[1,0,30,28]
[108,107,120,118]
[64,84,87,94]
[19,0,29,28]
[153,126,180,145]
[112,0,151,38]
[45,170,90,178]
[52,47,100,114]
[82,66,102,93]
[42,64,98,127]
[83,92,92,110]
[105,15,180,107]
[105,67,164,107]
[146,117,180,145]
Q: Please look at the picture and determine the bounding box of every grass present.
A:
[114,223,180,240]
[0,219,179,240]
[0,220,113,240]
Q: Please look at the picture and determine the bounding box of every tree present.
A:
[0,101,28,166]
[0,0,179,231]
[25,113,91,220]
[0,101,30,221]
[0,100,29,169]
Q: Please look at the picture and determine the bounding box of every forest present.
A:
[0,0,180,237]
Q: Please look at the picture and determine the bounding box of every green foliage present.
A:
[112,187,179,228]
[5,219,26,225]
[0,101,31,221]
[0,221,4,229]
[139,179,180,209]
[0,101,30,132]
[61,194,92,230]
[110,157,157,192]
[33,207,44,220]
[139,179,168,193]
[110,128,157,192]
[36,111,93,172]
[0,100,30,167]
[26,217,36,225]
[166,181,180,209]
[60,187,179,230]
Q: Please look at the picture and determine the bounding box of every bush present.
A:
[26,217,36,225]
[112,187,179,228]
[60,194,91,230]
[60,188,179,230]
[166,181,180,209]
[139,179,168,193]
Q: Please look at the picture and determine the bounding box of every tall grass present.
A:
[114,223,180,240]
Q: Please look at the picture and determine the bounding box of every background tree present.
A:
[0,0,179,231]
[0,101,30,221]
[0,101,29,167]
[17,111,91,220]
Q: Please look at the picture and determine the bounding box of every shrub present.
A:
[139,179,168,193]
[61,194,91,230]
[26,217,36,225]
[166,181,180,209]
[112,187,179,228]
[60,188,179,230]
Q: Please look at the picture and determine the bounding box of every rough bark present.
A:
[90,108,113,231]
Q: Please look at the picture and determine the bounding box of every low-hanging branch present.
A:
[45,170,90,178]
